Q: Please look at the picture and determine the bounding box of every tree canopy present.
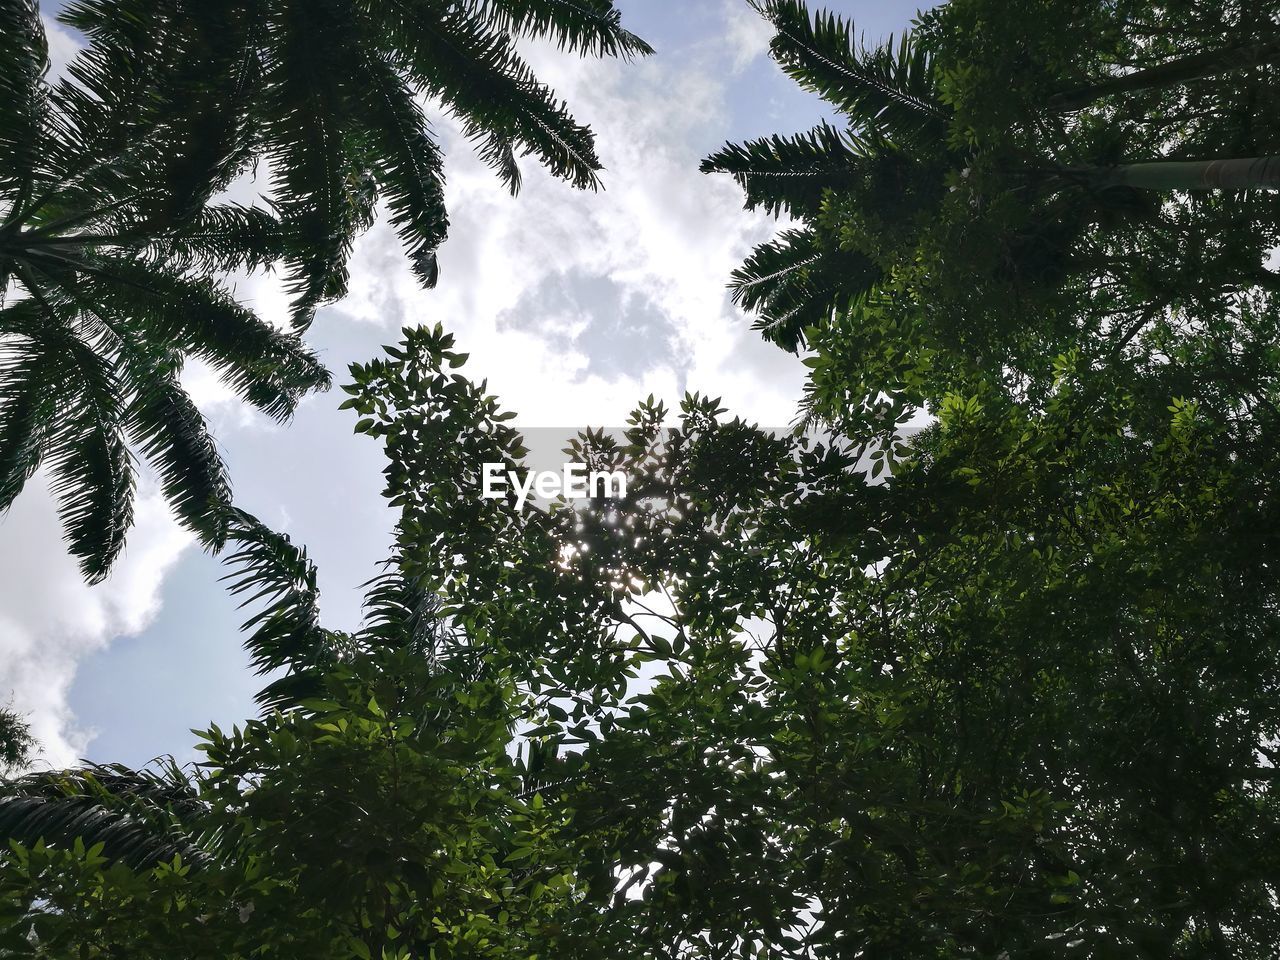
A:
[3,0,1280,957]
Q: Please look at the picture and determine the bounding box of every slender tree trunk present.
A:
[1049,37,1280,112]
[1093,156,1280,192]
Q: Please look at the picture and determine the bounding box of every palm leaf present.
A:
[42,324,134,583]
[0,301,62,512]
[122,346,233,550]
[0,0,48,198]
[45,203,293,275]
[371,0,604,191]
[36,26,173,210]
[731,227,879,351]
[152,202,293,275]
[82,258,331,421]
[143,4,265,219]
[2,280,135,582]
[261,0,369,328]
[358,560,444,656]
[0,761,211,871]
[702,122,868,218]
[221,510,347,711]
[465,0,653,58]
[754,0,946,145]
[60,0,263,218]
[347,41,449,287]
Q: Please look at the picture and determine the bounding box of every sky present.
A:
[0,0,926,771]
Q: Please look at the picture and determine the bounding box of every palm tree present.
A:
[61,0,653,325]
[2,0,649,581]
[2,0,329,581]
[701,2,949,351]
[704,0,1279,352]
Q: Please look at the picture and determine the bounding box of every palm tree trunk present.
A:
[1097,156,1280,192]
[1049,37,1280,112]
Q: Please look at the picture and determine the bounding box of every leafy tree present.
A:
[0,511,585,957]
[7,311,1280,955]
[704,0,1279,433]
[7,4,1280,958]
[334,328,1280,956]
[676,2,1280,952]
[0,709,33,775]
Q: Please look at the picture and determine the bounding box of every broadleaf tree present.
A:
[334,325,1280,957]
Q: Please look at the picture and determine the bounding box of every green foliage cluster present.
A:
[0,515,586,957]
[3,0,1280,957]
[339,319,1280,956]
[0,712,32,776]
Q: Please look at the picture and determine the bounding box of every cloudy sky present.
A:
[1,0,921,771]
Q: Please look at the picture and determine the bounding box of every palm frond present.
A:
[0,0,49,197]
[37,21,172,208]
[82,258,331,421]
[3,281,137,582]
[359,560,444,656]
[221,510,346,711]
[42,324,134,583]
[731,227,879,351]
[60,0,262,219]
[0,760,210,871]
[348,42,449,288]
[261,0,369,328]
[0,301,61,512]
[372,0,604,191]
[123,349,233,550]
[153,202,293,275]
[143,6,265,219]
[464,0,653,59]
[702,122,867,218]
[754,0,946,145]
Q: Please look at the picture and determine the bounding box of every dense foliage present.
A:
[0,514,583,958]
[3,0,1280,957]
[340,320,1280,956]
[706,0,1278,435]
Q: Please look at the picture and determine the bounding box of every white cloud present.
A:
[340,35,805,427]
[0,476,192,769]
[718,0,775,74]
[41,14,81,82]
